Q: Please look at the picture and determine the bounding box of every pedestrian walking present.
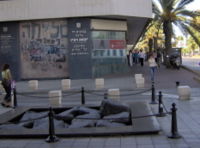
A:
[148,53,158,82]
[1,64,12,107]
[138,49,145,67]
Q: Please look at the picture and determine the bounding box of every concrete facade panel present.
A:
[0,0,152,21]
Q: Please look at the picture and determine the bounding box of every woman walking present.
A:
[1,64,12,107]
[148,53,157,82]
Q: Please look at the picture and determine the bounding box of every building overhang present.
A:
[0,0,152,46]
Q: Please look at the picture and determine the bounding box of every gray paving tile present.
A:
[121,144,137,148]
[154,144,172,148]
[135,136,153,145]
[104,145,120,148]
[121,136,137,146]
[137,145,154,148]
[88,144,104,148]
[89,137,106,145]
[24,143,42,148]
[104,137,121,146]
[151,135,170,145]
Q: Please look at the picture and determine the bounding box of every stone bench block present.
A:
[61,79,71,90]
[28,80,38,90]
[108,88,120,100]
[136,77,145,88]
[95,78,104,89]
[134,74,143,80]
[177,85,191,100]
[48,90,62,106]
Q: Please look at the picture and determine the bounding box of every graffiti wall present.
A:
[20,19,68,79]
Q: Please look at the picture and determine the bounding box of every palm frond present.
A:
[182,24,200,47]
[174,0,194,12]
[176,10,200,18]
[177,0,194,8]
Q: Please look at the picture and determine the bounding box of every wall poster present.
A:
[20,19,68,79]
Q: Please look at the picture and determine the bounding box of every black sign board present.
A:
[0,22,20,80]
[68,18,92,79]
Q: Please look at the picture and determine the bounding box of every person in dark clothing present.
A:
[1,64,12,107]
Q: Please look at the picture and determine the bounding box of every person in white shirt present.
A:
[148,53,157,82]
[138,50,145,67]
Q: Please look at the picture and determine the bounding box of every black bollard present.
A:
[46,107,59,143]
[13,88,17,108]
[168,103,181,139]
[81,87,85,105]
[157,91,166,117]
[176,81,180,87]
[150,81,157,104]
[104,93,108,99]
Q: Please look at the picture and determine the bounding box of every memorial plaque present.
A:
[68,18,92,79]
[0,22,20,80]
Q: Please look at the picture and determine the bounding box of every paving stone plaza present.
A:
[0,63,200,148]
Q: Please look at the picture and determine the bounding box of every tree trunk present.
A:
[163,20,172,66]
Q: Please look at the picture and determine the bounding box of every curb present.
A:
[181,65,200,83]
[181,65,200,77]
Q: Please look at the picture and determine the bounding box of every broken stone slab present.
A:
[56,106,99,122]
[100,100,130,117]
[103,112,130,124]
[19,111,48,128]
[69,118,96,128]
[96,120,126,127]
[0,124,26,130]
[34,117,68,129]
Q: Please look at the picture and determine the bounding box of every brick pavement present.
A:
[0,63,200,148]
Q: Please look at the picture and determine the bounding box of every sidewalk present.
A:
[0,63,200,148]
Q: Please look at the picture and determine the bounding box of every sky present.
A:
[186,0,200,10]
[175,0,200,36]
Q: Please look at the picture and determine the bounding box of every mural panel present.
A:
[20,19,68,79]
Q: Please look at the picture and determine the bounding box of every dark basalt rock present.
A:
[34,117,68,129]
[56,106,99,123]
[100,100,130,117]
[19,111,48,128]
[68,111,101,128]
[103,112,130,124]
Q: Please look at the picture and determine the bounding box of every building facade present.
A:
[0,0,152,80]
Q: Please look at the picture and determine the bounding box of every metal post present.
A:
[46,107,59,143]
[168,103,181,139]
[81,87,85,105]
[157,91,166,117]
[150,81,157,104]
[13,88,17,108]
[176,81,180,87]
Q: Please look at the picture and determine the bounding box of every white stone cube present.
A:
[136,77,145,88]
[135,74,143,80]
[48,90,62,106]
[28,80,38,90]
[95,78,104,89]
[108,88,120,100]
[177,85,191,100]
[61,79,71,90]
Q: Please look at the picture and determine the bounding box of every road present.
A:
[182,56,200,71]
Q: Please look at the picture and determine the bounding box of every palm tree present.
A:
[152,0,200,54]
